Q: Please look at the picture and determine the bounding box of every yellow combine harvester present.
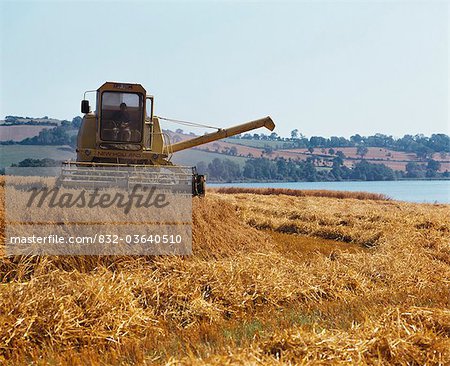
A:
[60,82,275,195]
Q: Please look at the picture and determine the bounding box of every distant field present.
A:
[286,147,418,161]
[0,145,75,168]
[0,125,52,142]
[283,147,450,172]
[171,148,248,167]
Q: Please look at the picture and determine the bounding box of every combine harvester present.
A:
[59,82,275,195]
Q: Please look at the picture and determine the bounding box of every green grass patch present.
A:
[171,149,248,167]
[222,319,264,345]
[223,138,294,150]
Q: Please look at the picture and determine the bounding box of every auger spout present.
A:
[168,116,275,153]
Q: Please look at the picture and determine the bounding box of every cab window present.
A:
[100,92,143,142]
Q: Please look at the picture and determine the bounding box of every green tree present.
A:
[426,159,441,178]
[350,134,362,145]
[12,158,61,167]
[336,150,346,159]
[229,146,238,156]
[405,162,425,178]
[351,161,394,181]
[303,160,317,181]
[415,145,433,160]
[263,146,273,155]
[72,116,83,128]
[356,146,368,159]
[207,158,241,181]
[196,161,207,175]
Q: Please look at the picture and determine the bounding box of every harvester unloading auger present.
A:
[59,82,275,195]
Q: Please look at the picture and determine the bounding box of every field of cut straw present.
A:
[0,182,449,365]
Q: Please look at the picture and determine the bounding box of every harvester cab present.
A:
[61,82,275,196]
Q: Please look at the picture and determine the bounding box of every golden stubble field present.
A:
[0,183,449,365]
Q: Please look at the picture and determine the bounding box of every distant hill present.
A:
[0,116,64,142]
[1,117,448,176]
[165,129,450,173]
[0,125,53,142]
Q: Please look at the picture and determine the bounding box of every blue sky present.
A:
[1,0,448,138]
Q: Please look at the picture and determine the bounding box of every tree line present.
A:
[3,115,58,125]
[194,157,417,182]
[2,155,446,180]
[231,131,450,157]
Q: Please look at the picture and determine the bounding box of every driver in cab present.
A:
[112,102,131,141]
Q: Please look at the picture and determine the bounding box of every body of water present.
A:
[210,180,450,203]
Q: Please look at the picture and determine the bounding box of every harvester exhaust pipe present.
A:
[168,116,275,153]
